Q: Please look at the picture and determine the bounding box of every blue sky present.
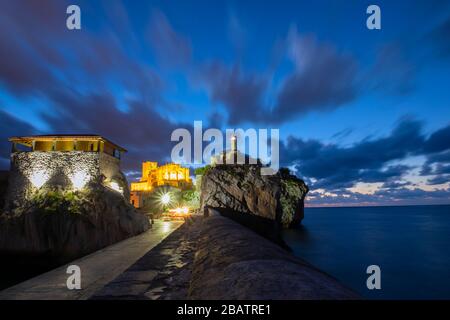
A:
[0,0,449,206]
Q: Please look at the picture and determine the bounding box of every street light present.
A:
[161,193,171,205]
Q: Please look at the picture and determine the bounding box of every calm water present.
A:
[283,205,450,299]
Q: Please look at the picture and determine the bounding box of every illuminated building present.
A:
[130,162,192,208]
[5,135,129,208]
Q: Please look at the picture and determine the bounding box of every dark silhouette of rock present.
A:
[0,171,8,209]
[0,184,150,263]
[200,165,308,228]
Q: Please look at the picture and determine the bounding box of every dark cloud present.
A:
[0,110,36,167]
[381,180,410,189]
[273,29,358,123]
[199,28,358,125]
[374,187,450,202]
[40,91,192,171]
[427,174,450,185]
[419,129,450,181]
[208,111,225,129]
[201,63,267,125]
[307,187,450,207]
[423,123,450,153]
[148,10,192,67]
[429,15,450,59]
[0,0,64,94]
[281,119,450,193]
[330,128,354,140]
[366,43,416,95]
[0,2,191,173]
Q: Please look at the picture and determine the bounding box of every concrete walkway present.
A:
[0,220,183,300]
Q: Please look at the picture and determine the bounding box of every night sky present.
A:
[1,0,449,206]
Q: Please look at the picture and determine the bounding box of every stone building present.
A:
[5,134,129,208]
[130,161,192,208]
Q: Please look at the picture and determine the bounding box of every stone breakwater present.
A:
[188,211,358,299]
[91,213,358,300]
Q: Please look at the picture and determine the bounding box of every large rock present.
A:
[200,165,308,228]
[0,183,150,263]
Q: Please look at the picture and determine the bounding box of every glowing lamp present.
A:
[70,170,89,190]
[161,193,171,205]
[29,170,49,188]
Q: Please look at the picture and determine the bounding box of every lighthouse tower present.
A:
[231,135,237,153]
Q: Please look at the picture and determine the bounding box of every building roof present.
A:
[9,134,127,152]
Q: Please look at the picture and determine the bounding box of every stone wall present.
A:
[99,152,120,181]
[99,153,130,200]
[5,151,127,208]
[188,210,358,299]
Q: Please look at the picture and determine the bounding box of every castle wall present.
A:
[99,152,130,200]
[99,152,121,182]
[6,151,102,208]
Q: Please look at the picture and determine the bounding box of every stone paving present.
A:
[91,216,202,300]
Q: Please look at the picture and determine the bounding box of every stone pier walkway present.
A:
[0,220,183,300]
[90,216,203,300]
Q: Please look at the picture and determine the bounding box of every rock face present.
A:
[200,165,308,228]
[0,184,150,262]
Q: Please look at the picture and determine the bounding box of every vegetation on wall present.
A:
[194,165,211,176]
[29,189,86,216]
[181,189,200,209]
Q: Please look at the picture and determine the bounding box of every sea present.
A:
[283,205,450,299]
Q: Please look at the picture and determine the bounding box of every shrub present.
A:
[194,165,211,176]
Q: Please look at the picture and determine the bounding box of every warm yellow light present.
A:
[29,170,49,188]
[130,181,151,191]
[70,170,90,190]
[170,206,189,215]
[162,221,171,233]
[161,193,171,205]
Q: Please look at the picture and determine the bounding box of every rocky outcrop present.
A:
[188,211,358,299]
[200,165,308,228]
[0,183,150,263]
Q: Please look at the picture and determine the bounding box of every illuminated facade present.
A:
[130,162,192,208]
[5,135,129,208]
